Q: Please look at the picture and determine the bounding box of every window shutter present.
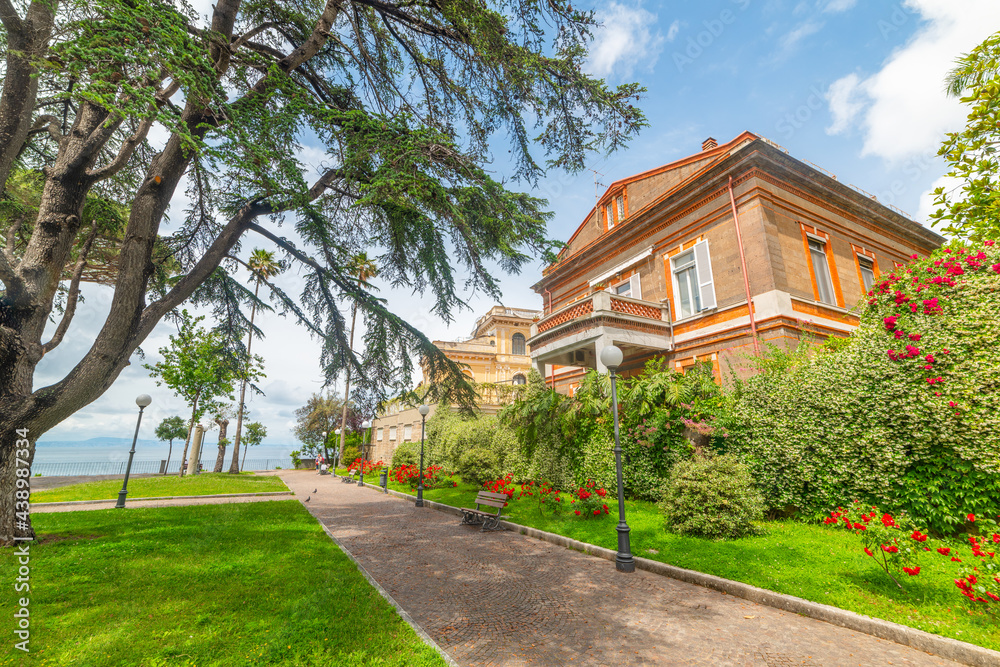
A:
[629,273,642,300]
[693,240,716,311]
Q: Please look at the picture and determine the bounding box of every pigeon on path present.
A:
[313,488,317,493]
[305,495,311,502]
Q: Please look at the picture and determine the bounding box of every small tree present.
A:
[154,416,187,475]
[144,310,247,477]
[294,393,358,460]
[240,422,267,471]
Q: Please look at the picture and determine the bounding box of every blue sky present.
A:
[36,0,1000,446]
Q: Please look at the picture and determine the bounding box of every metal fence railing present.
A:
[30,458,292,477]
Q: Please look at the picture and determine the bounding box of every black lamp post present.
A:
[416,404,430,507]
[358,420,371,486]
[116,394,152,509]
[600,345,634,573]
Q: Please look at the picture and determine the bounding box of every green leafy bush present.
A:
[340,446,360,467]
[391,442,419,468]
[457,447,499,486]
[725,242,1000,534]
[659,455,764,539]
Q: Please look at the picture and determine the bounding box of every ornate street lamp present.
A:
[116,394,152,509]
[416,404,431,507]
[358,420,371,486]
[600,345,634,573]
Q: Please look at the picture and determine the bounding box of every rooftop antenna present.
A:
[590,168,605,207]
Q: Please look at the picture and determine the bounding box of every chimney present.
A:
[702,137,718,151]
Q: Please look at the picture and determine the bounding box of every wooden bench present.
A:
[341,470,357,483]
[459,491,509,532]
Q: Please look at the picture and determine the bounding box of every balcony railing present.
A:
[533,291,669,337]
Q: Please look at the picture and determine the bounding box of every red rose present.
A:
[951,557,962,562]
[937,547,951,556]
[574,510,581,516]
[902,566,920,576]
[968,513,976,523]
[864,547,874,557]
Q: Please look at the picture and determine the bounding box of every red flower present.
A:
[593,509,600,516]
[910,530,928,542]
[883,316,898,330]
[938,547,951,556]
[993,534,1000,544]
[909,333,921,341]
[968,513,976,523]
[864,547,874,557]
[881,544,899,554]
[574,510,581,516]
[902,566,920,576]
[881,514,896,528]
[952,557,962,562]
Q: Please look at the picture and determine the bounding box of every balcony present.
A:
[527,291,673,372]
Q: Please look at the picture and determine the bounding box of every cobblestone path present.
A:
[279,470,962,667]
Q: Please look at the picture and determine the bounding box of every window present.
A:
[808,238,836,305]
[614,279,632,297]
[403,424,412,440]
[512,373,526,385]
[606,201,615,229]
[612,273,642,300]
[616,195,624,222]
[670,240,716,319]
[511,333,526,356]
[858,256,876,293]
[376,427,383,442]
[389,426,397,441]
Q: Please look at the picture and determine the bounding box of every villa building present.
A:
[369,306,540,463]
[528,132,945,392]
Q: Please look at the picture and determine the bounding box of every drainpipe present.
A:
[728,176,761,355]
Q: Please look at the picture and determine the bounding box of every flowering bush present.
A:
[823,502,999,611]
[513,479,566,517]
[659,454,764,539]
[482,474,516,499]
[389,463,451,490]
[726,241,1000,534]
[566,479,610,518]
[457,447,500,487]
[346,458,384,475]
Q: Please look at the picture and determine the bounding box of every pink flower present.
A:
[992,264,1000,274]
[949,401,957,408]
[909,333,921,341]
[884,316,898,331]
[894,330,905,339]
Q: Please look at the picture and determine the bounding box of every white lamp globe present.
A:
[135,394,152,408]
[361,420,372,429]
[599,345,623,370]
[418,404,430,416]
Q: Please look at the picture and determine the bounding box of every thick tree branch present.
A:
[41,223,99,355]
[27,114,63,143]
[353,0,463,40]
[0,0,21,33]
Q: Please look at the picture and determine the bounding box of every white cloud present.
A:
[823,0,857,13]
[586,2,665,78]
[825,73,865,134]
[825,0,1000,162]
[778,19,825,54]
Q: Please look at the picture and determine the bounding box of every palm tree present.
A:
[229,249,282,474]
[336,253,378,465]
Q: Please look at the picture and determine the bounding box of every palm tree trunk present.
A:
[337,301,359,463]
[230,281,260,473]
[164,439,173,475]
[177,393,200,477]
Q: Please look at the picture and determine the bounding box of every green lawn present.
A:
[31,473,289,503]
[360,470,1000,652]
[0,501,447,667]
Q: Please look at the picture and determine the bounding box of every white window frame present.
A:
[403,424,413,441]
[616,195,624,222]
[606,201,615,229]
[389,426,397,441]
[376,427,383,442]
[808,236,836,305]
[858,255,876,292]
[669,240,716,320]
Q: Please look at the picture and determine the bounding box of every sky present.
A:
[33,0,1000,446]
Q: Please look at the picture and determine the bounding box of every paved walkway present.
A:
[277,471,961,667]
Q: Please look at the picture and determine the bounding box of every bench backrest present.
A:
[475,490,508,510]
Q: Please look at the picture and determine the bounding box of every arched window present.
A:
[512,374,526,385]
[511,333,526,356]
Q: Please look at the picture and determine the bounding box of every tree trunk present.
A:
[230,282,260,473]
[164,440,173,475]
[177,394,199,478]
[241,444,248,471]
[213,419,229,472]
[0,427,35,542]
[337,302,359,463]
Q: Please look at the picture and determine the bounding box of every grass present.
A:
[349,468,1000,653]
[30,473,289,503]
[0,501,447,667]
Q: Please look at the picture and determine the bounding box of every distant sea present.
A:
[33,438,299,475]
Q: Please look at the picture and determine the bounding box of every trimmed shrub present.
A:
[724,241,1000,534]
[339,446,360,467]
[659,455,764,539]
[391,442,419,468]
[457,447,499,486]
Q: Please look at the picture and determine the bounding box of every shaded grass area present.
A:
[0,501,447,667]
[31,473,289,503]
[350,470,1000,652]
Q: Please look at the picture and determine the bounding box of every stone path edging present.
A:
[346,477,1000,667]
[31,491,293,507]
[312,520,461,667]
